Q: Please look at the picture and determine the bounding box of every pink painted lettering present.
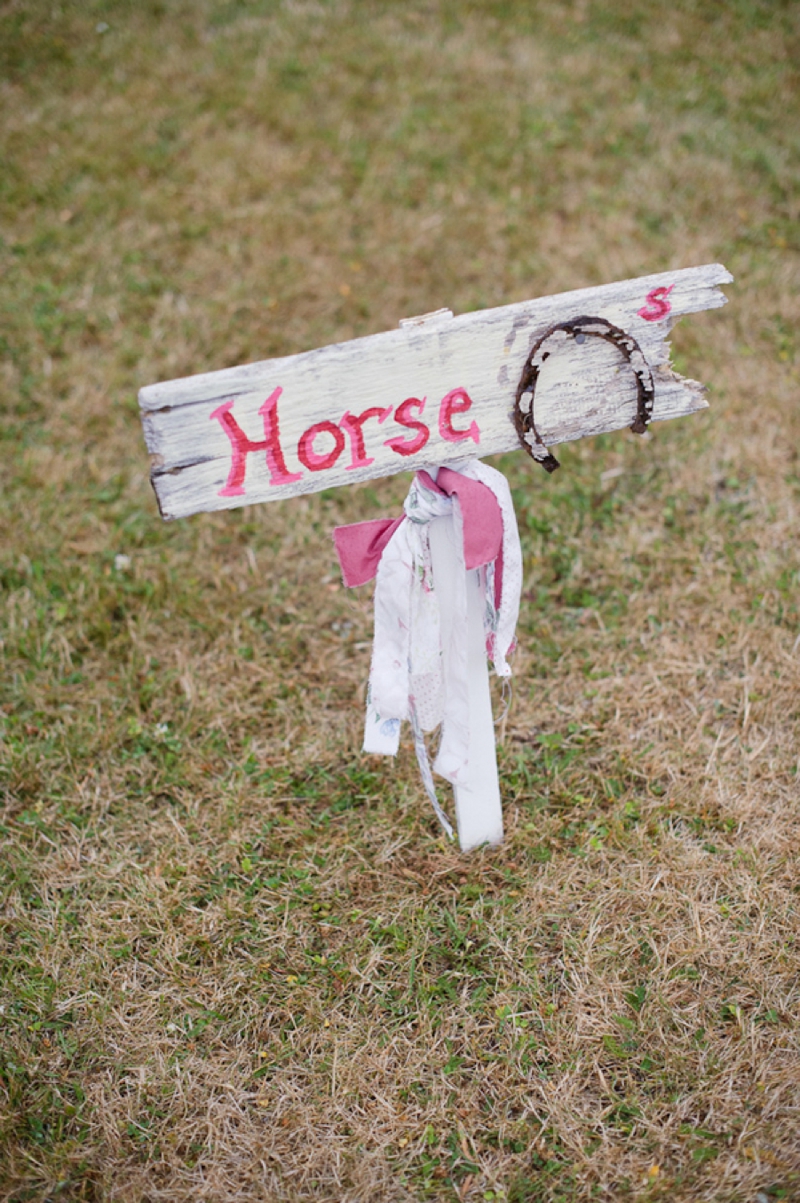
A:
[439,387,480,445]
[212,385,484,492]
[340,406,393,470]
[638,284,674,322]
[210,387,302,496]
[297,420,346,471]
[385,396,430,457]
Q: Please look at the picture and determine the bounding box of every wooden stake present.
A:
[429,512,503,850]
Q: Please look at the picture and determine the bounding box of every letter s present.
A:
[385,396,430,457]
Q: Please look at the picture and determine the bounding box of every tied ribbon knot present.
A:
[333,461,522,837]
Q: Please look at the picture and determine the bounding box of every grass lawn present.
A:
[1,1,799,1199]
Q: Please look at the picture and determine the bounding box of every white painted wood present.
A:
[140,264,732,520]
[428,516,504,851]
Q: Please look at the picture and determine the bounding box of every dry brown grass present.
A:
[1,0,799,1199]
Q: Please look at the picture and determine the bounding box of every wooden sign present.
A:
[140,264,732,521]
[139,264,732,851]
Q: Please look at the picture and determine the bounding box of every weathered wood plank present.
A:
[140,263,731,520]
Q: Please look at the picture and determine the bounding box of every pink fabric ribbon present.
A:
[333,467,504,588]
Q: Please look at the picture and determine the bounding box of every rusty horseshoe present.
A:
[513,315,655,473]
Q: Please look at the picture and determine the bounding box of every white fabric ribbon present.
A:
[362,460,522,834]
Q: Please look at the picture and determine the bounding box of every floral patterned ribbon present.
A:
[333,461,522,835]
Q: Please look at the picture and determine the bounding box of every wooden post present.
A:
[429,512,503,850]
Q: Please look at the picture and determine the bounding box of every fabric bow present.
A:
[333,460,522,836]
